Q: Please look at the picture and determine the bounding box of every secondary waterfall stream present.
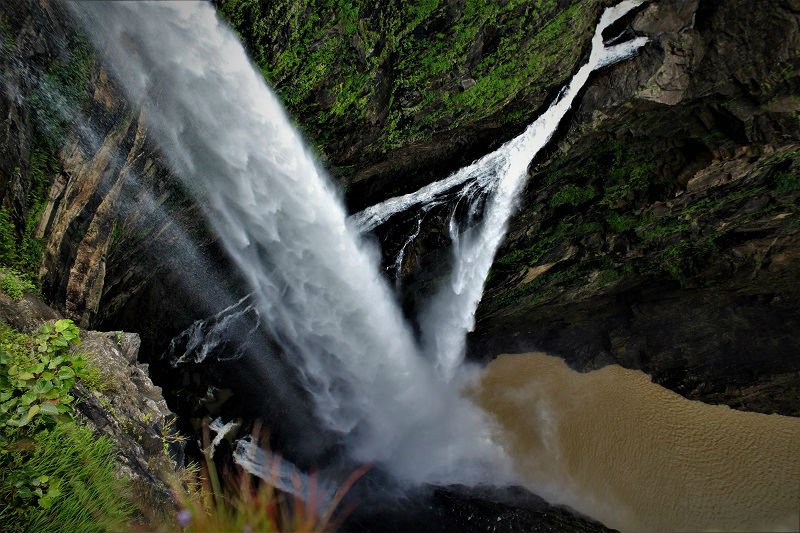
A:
[353,2,647,379]
[68,0,652,511]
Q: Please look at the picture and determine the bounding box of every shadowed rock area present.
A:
[462,0,800,416]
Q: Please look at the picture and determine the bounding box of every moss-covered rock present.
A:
[468,0,800,416]
[217,0,608,209]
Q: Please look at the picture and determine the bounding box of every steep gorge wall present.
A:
[0,1,248,352]
[0,0,797,419]
[0,0,608,353]
[469,0,800,415]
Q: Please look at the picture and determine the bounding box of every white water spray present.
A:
[355,2,648,380]
[68,0,648,491]
[68,0,506,485]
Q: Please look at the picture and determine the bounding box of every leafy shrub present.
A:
[0,320,135,532]
[0,320,84,442]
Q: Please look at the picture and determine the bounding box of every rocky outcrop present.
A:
[73,329,179,525]
[468,0,800,416]
[346,484,614,533]
[0,288,181,524]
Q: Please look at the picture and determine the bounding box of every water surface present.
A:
[472,353,800,532]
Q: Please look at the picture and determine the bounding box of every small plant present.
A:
[77,360,113,393]
[0,320,85,439]
[168,423,368,533]
[606,212,638,233]
[0,421,134,533]
[0,268,37,301]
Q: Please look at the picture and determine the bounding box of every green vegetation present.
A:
[0,319,135,532]
[172,423,367,533]
[549,184,596,208]
[0,320,85,443]
[0,318,359,532]
[488,134,800,310]
[605,212,638,233]
[29,36,94,151]
[775,170,799,193]
[0,268,37,301]
[1,422,133,533]
[0,33,94,288]
[219,0,601,154]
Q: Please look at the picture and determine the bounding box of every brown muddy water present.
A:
[470,353,800,533]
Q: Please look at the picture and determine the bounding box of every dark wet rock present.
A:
[346,484,614,533]
[0,287,61,334]
[464,0,800,416]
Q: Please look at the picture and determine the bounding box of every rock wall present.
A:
[1,0,797,418]
[0,0,612,356]
[469,0,800,415]
[0,0,240,354]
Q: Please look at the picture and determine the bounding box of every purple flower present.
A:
[177,509,192,527]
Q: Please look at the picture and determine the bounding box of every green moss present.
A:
[775,170,800,193]
[219,0,600,155]
[29,35,94,151]
[596,268,622,287]
[605,212,638,233]
[495,220,574,270]
[577,221,603,234]
[638,219,690,242]
[549,184,596,208]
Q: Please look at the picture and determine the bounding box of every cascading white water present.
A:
[68,0,649,492]
[67,0,505,485]
[354,2,648,380]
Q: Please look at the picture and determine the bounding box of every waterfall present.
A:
[354,1,648,380]
[67,0,648,489]
[67,0,505,485]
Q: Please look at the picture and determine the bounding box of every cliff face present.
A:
[0,0,798,420]
[216,0,610,211]
[0,1,240,354]
[0,0,612,354]
[470,0,800,415]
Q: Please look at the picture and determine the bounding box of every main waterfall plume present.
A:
[68,0,647,488]
[66,0,504,485]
